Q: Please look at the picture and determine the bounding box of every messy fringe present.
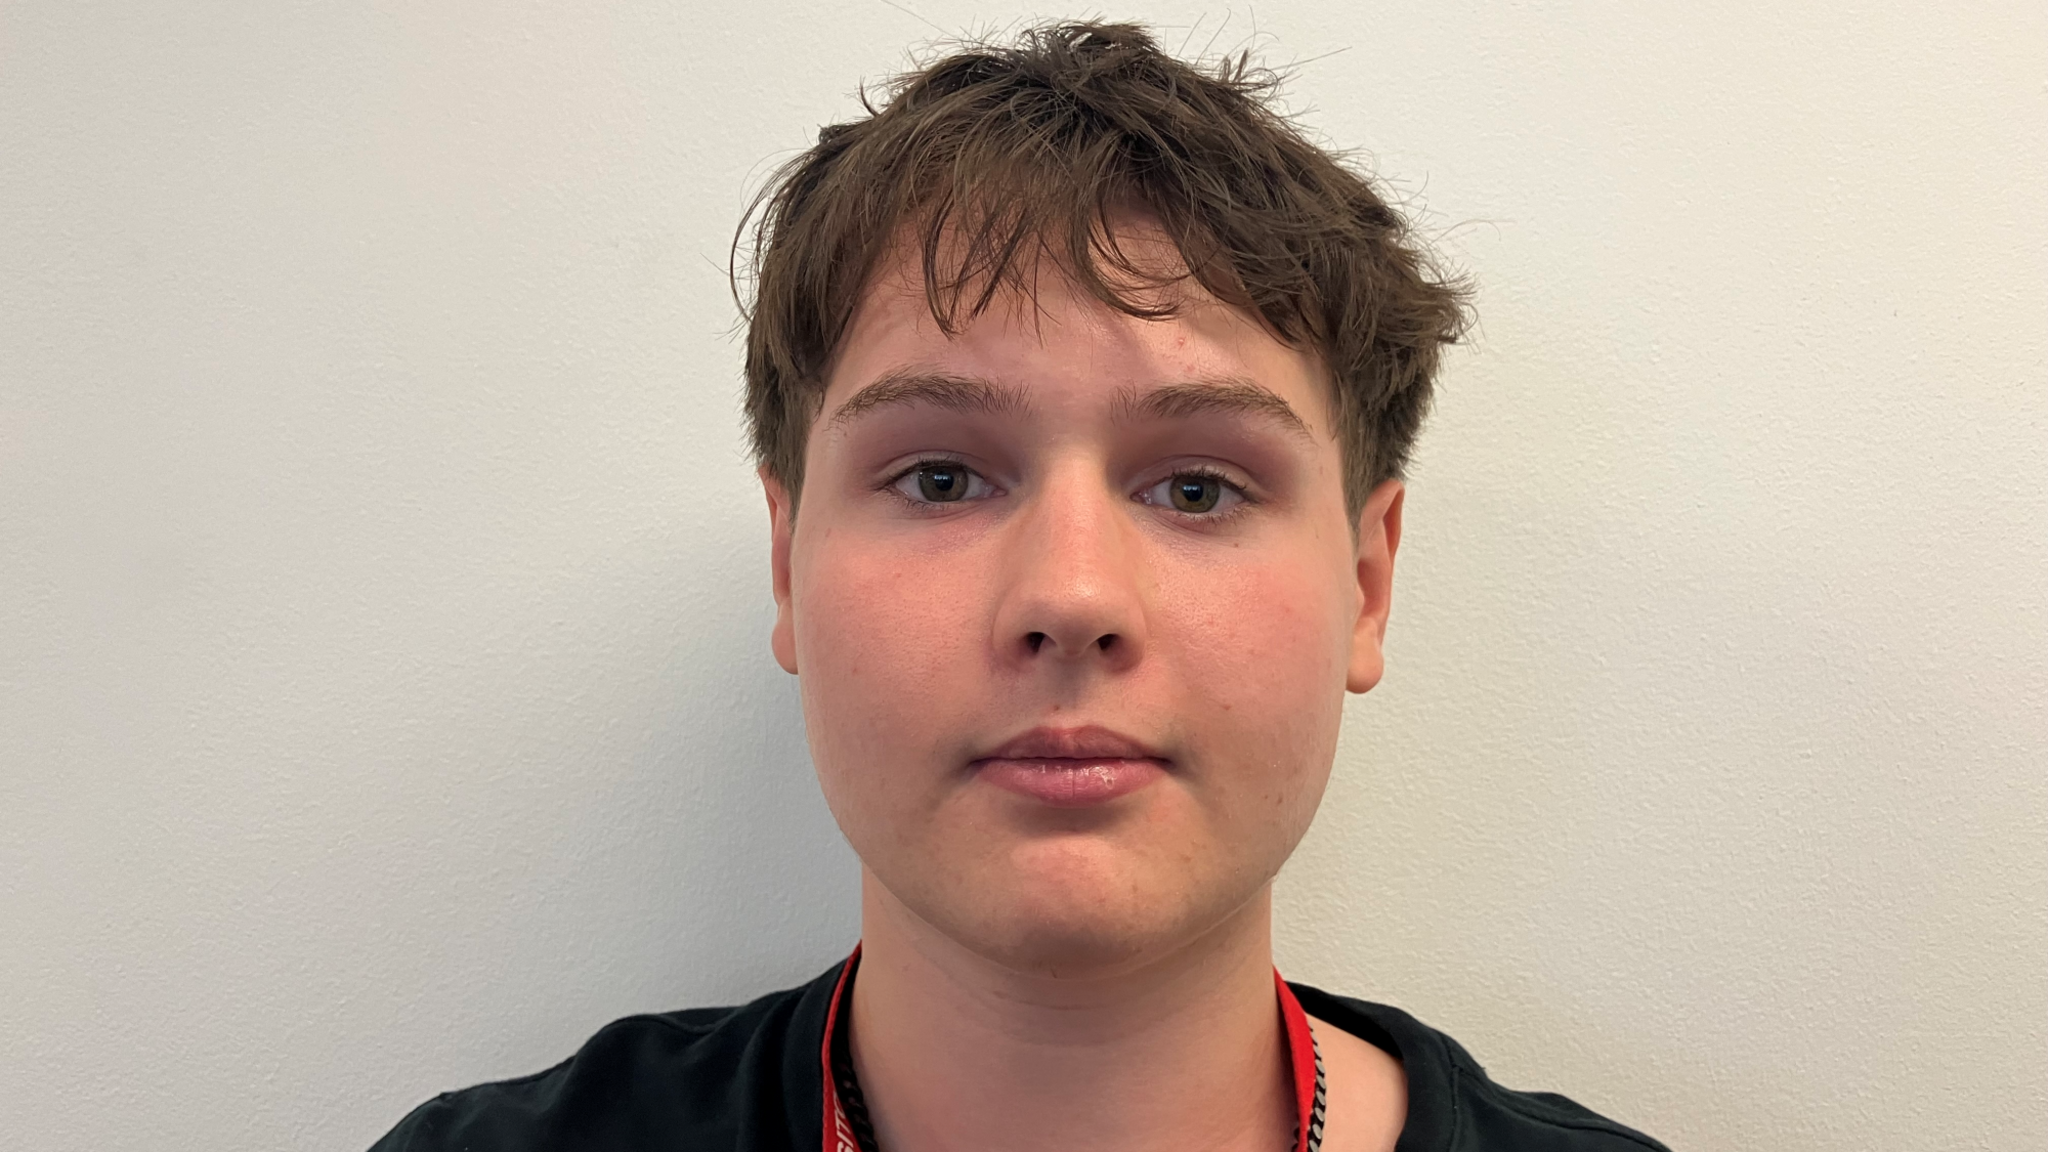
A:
[733,21,1470,513]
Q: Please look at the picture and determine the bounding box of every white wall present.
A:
[2,3,2041,1149]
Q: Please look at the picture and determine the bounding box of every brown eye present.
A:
[916,464,971,502]
[1168,474,1221,513]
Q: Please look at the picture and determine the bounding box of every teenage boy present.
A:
[373,21,1668,1152]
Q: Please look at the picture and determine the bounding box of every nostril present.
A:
[1097,634,1118,651]
[1026,631,1047,653]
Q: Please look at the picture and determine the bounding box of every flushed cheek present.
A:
[1171,552,1349,687]
[1159,562,1349,805]
[791,545,991,812]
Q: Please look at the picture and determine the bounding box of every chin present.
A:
[936,839,1242,977]
[959,902,1181,977]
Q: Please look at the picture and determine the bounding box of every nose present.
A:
[989,464,1148,672]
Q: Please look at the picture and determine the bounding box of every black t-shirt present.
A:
[370,958,1669,1152]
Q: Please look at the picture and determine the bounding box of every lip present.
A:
[971,725,1170,807]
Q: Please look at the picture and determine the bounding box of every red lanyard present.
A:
[820,946,1323,1152]
[819,946,864,1152]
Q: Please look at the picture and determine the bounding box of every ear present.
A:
[1346,478,1405,694]
[761,467,799,675]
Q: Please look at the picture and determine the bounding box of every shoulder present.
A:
[1288,983,1671,1152]
[368,963,841,1152]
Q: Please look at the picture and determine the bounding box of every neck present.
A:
[846,872,1295,1152]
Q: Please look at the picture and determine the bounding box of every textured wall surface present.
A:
[3,3,2042,1149]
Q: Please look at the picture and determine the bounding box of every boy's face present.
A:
[765,236,1401,974]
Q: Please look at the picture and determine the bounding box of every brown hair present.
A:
[735,20,1468,515]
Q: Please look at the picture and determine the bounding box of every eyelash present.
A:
[882,457,998,508]
[882,459,1256,522]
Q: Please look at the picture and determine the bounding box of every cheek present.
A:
[790,536,988,802]
[1160,553,1352,788]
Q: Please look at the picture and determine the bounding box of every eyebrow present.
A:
[1113,377,1314,440]
[825,369,1032,430]
[824,369,1313,440]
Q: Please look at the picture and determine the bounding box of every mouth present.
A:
[970,725,1171,807]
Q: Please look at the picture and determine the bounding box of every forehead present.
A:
[821,237,1335,435]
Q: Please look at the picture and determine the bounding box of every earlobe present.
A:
[762,468,799,676]
[1346,479,1404,694]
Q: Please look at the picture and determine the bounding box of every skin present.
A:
[763,235,1406,1152]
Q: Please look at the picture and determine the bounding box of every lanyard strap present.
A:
[820,947,1326,1152]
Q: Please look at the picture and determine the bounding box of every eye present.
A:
[1139,470,1246,517]
[891,461,993,505]
[1168,475,1221,513]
